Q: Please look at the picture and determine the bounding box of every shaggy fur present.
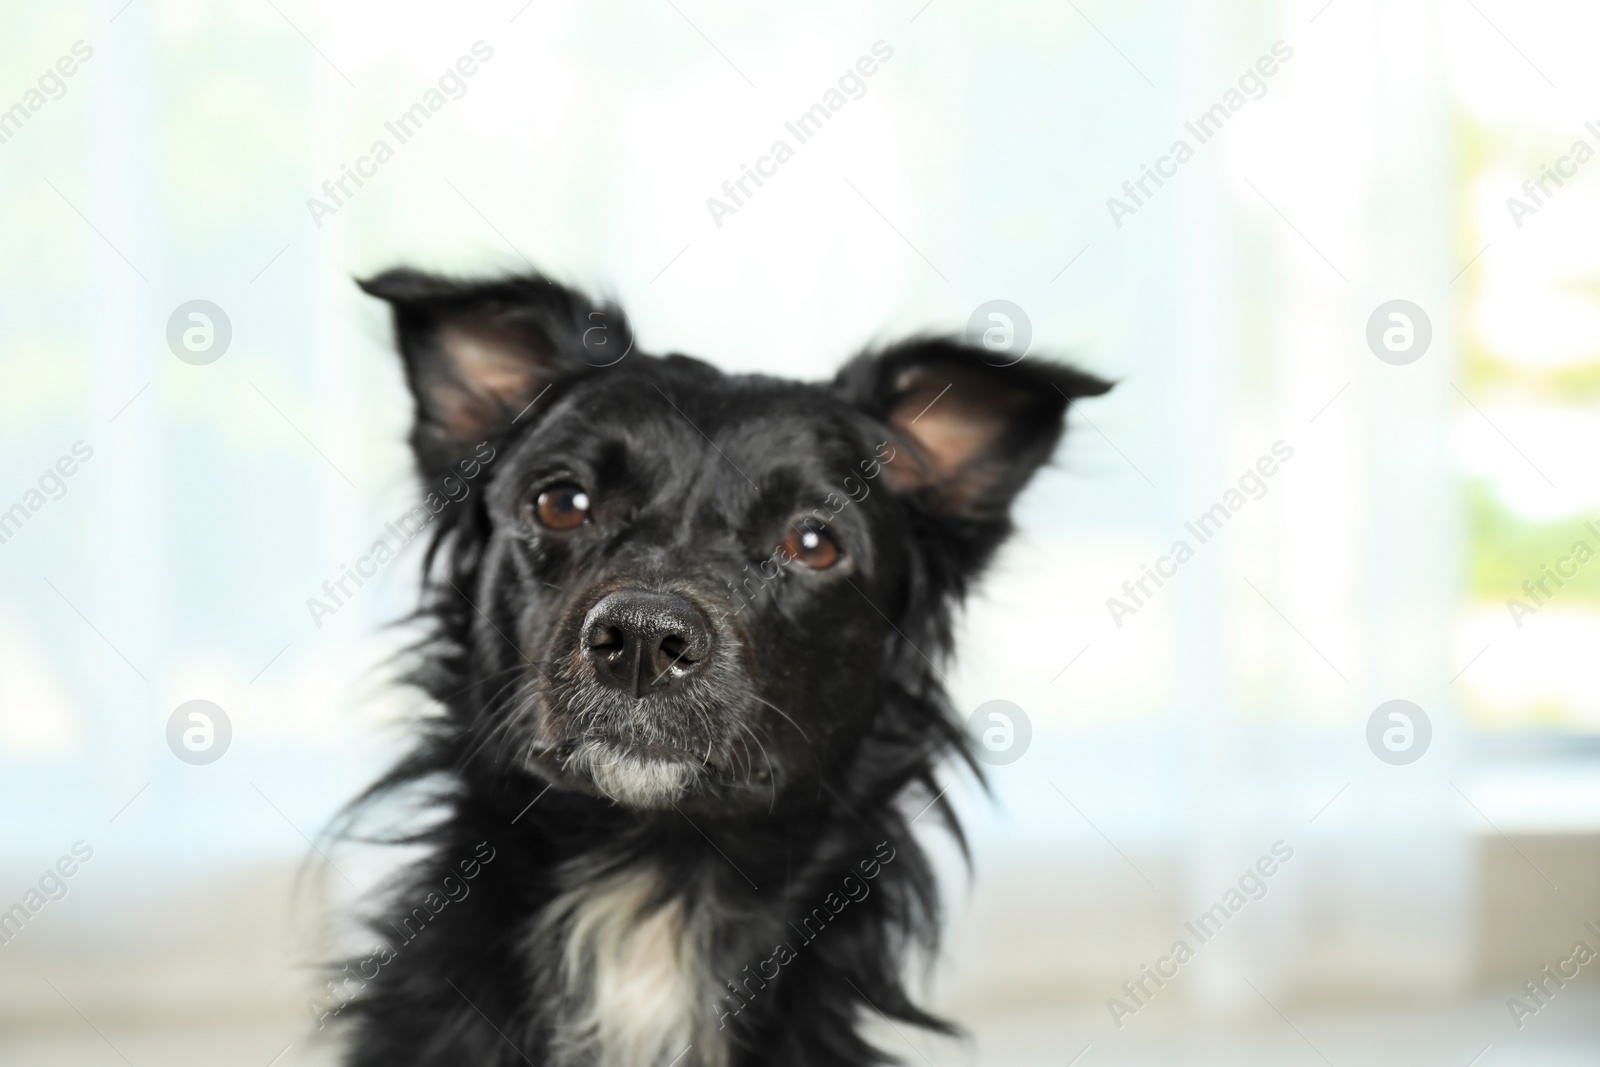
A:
[324,268,1110,1066]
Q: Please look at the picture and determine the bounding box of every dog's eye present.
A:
[532,482,591,530]
[783,523,842,570]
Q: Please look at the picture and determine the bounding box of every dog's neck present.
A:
[519,807,791,1067]
[508,795,904,1067]
[534,858,717,1067]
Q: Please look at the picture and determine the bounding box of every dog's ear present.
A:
[360,269,630,470]
[835,339,1111,520]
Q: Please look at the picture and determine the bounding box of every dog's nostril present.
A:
[655,634,695,676]
[587,625,626,655]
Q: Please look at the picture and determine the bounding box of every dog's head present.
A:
[363,270,1109,812]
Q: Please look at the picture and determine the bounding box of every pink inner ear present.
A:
[429,320,551,436]
[885,368,1024,492]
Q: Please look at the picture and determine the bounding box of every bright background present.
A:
[1,1,1598,1064]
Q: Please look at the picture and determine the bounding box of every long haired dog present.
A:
[329,269,1109,1066]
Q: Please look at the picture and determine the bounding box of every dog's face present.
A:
[364,271,1108,811]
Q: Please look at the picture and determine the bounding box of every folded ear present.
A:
[359,269,631,472]
[834,339,1112,519]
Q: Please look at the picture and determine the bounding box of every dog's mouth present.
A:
[602,739,705,762]
[551,734,781,808]
[558,738,702,807]
[525,715,774,808]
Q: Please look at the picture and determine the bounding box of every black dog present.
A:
[326,269,1109,1066]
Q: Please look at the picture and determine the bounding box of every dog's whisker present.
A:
[458,677,539,770]
[753,695,812,747]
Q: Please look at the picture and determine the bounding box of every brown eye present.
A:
[533,483,591,530]
[783,523,841,569]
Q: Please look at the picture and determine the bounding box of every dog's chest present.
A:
[537,864,723,1067]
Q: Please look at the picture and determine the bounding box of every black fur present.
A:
[323,268,1110,1066]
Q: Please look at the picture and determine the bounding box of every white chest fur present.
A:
[537,864,723,1067]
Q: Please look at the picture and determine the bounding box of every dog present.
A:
[326,268,1110,1066]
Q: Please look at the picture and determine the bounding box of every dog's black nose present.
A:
[581,590,713,696]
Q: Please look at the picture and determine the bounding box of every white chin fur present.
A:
[570,744,694,808]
